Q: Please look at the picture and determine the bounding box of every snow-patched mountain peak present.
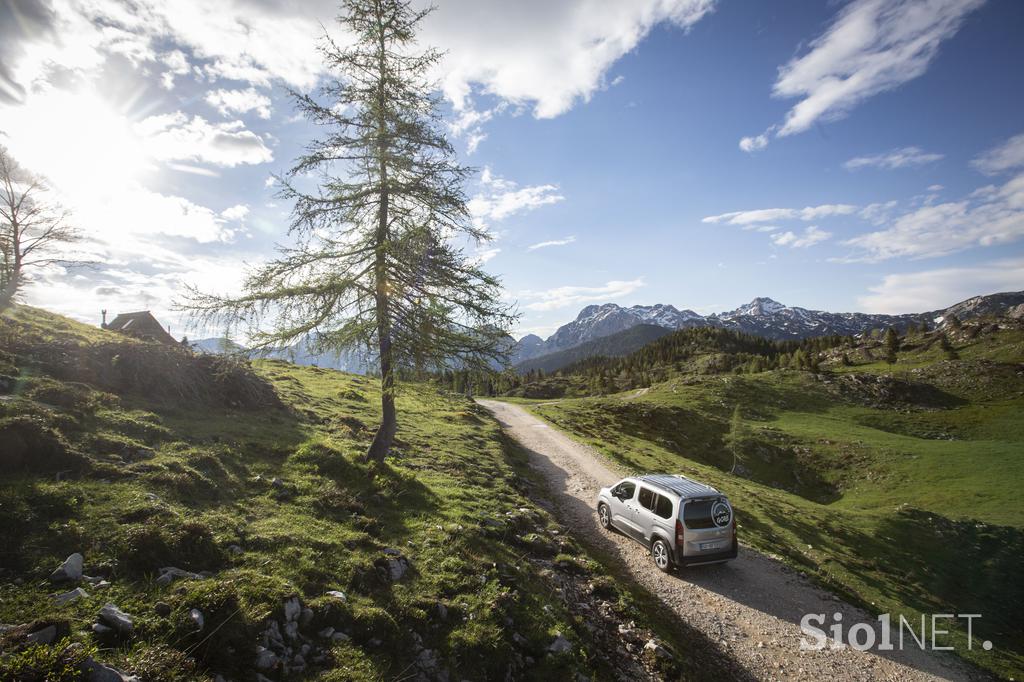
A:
[722,297,787,318]
[576,303,622,321]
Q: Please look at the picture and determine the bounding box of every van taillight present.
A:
[675,519,685,544]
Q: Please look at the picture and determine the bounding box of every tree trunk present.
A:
[0,252,20,312]
[365,193,395,462]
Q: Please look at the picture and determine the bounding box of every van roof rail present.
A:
[637,473,719,499]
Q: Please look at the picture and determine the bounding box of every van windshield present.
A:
[683,500,716,529]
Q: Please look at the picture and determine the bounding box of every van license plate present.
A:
[699,542,720,551]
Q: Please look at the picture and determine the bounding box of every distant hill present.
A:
[514,324,673,374]
[191,334,376,374]
[191,337,247,354]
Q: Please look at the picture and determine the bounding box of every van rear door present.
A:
[680,497,732,557]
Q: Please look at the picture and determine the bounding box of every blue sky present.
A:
[1,0,1022,340]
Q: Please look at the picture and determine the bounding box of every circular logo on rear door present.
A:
[712,501,732,527]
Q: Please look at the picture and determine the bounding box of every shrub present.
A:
[117,521,225,576]
[0,415,85,476]
[0,638,95,682]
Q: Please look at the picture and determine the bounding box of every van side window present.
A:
[614,481,636,499]
[638,487,656,511]
[654,494,673,519]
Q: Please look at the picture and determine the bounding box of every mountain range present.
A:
[511,291,1024,370]
[192,290,1024,375]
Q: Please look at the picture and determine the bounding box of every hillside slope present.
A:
[515,324,672,374]
[0,306,738,681]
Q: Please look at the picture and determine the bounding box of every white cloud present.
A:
[473,246,501,265]
[739,131,770,153]
[221,204,250,221]
[859,200,899,224]
[702,204,856,225]
[2,0,716,125]
[167,163,220,177]
[205,87,272,119]
[429,0,715,119]
[137,113,273,168]
[469,169,564,230]
[844,146,944,170]
[972,132,1024,175]
[771,225,832,248]
[857,258,1024,314]
[842,172,1024,261]
[528,236,577,251]
[520,278,646,312]
[158,49,191,90]
[743,0,983,149]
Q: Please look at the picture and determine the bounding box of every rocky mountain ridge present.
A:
[512,291,1024,366]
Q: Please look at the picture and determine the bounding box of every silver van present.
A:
[596,474,737,571]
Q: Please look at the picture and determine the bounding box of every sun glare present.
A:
[3,88,149,199]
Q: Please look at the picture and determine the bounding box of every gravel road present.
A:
[478,399,984,682]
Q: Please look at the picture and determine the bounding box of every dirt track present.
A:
[478,399,983,682]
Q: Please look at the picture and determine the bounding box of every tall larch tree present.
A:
[185,0,515,462]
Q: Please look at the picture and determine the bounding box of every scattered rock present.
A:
[228,544,243,555]
[156,566,202,586]
[547,633,572,654]
[84,659,141,682]
[49,553,84,583]
[643,639,672,660]
[25,625,57,645]
[154,602,171,617]
[434,602,448,621]
[189,608,205,631]
[53,587,89,605]
[415,648,439,673]
[283,596,301,623]
[325,590,347,602]
[318,626,335,639]
[92,623,114,637]
[299,607,314,627]
[331,631,350,643]
[98,603,134,636]
[255,646,278,669]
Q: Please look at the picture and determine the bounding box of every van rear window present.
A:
[683,500,716,529]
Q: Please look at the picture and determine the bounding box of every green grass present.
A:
[0,306,732,681]
[517,353,1024,679]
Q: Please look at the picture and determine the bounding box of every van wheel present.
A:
[597,504,611,530]
[651,538,672,572]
